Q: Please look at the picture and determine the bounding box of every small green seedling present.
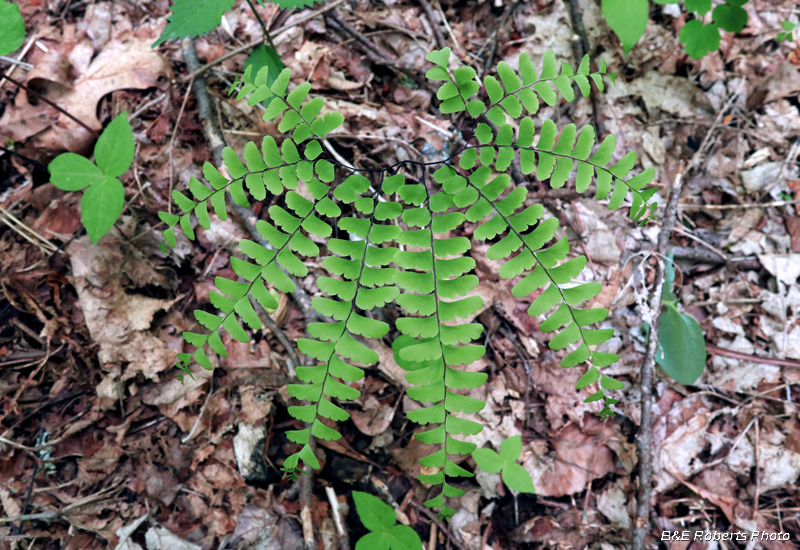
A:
[48,113,134,243]
[352,491,423,550]
[777,20,797,43]
[471,435,536,494]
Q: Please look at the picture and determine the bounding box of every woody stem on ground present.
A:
[181,36,319,546]
[0,72,98,137]
[632,166,684,550]
[632,82,740,549]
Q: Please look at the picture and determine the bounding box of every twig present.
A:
[482,2,516,76]
[300,454,316,550]
[180,382,214,444]
[325,11,423,79]
[231,202,319,332]
[325,486,350,550]
[0,34,37,88]
[431,0,460,55]
[632,81,744,550]
[632,166,685,550]
[183,0,348,82]
[0,205,59,255]
[0,484,118,525]
[410,500,469,550]
[671,225,729,262]
[669,246,760,270]
[753,417,760,520]
[182,40,225,165]
[0,56,33,70]
[245,0,278,50]
[563,0,604,135]
[0,71,98,137]
[417,0,447,50]
[249,293,300,376]
[128,92,168,123]
[10,411,45,536]
[705,343,800,370]
[678,198,800,210]
[167,78,195,215]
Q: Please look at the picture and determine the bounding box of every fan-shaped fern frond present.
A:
[160,46,657,516]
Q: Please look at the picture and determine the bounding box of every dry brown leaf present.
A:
[66,228,181,393]
[350,395,395,436]
[524,416,619,497]
[0,31,171,152]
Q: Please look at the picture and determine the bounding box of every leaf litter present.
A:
[1,0,800,548]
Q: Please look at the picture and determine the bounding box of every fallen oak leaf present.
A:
[0,32,171,153]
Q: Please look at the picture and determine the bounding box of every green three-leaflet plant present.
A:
[160,48,658,519]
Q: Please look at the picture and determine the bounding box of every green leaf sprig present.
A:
[601,0,750,58]
[353,491,423,550]
[472,435,535,494]
[654,251,706,385]
[48,113,134,243]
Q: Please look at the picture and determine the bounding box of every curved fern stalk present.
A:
[284,172,402,471]
[393,166,487,520]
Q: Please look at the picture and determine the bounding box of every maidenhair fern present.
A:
[160,48,657,519]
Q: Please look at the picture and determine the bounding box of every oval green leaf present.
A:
[0,0,25,57]
[94,112,134,177]
[49,153,105,191]
[81,176,124,243]
[501,463,536,494]
[601,0,649,54]
[656,303,706,385]
[471,447,504,474]
[352,491,396,532]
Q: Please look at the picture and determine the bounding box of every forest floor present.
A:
[2,0,800,549]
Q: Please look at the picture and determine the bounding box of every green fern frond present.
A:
[160,46,657,515]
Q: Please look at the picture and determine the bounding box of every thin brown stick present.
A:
[0,72,98,137]
[633,82,744,550]
[410,501,469,550]
[325,486,350,550]
[632,165,685,550]
[563,0,604,135]
[678,198,800,210]
[183,0,347,82]
[417,0,446,50]
[753,417,760,520]
[181,36,317,332]
[482,2,516,76]
[300,448,316,550]
[705,343,800,370]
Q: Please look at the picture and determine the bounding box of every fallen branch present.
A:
[706,343,800,370]
[632,165,685,550]
[632,81,744,550]
[417,0,447,51]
